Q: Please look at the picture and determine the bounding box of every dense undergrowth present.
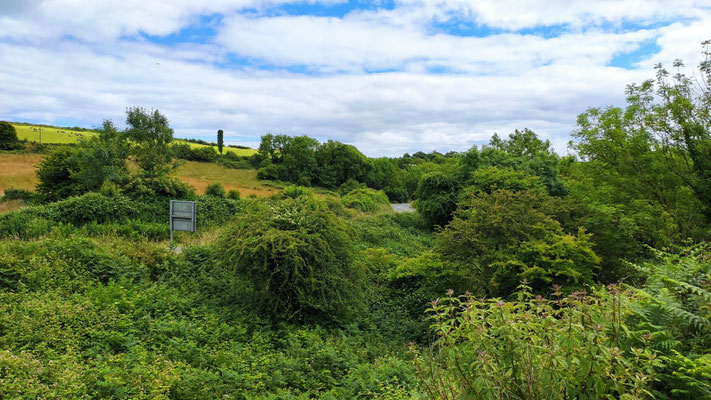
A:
[2,48,711,398]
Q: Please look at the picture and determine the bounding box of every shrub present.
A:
[468,166,545,193]
[338,179,366,196]
[0,121,23,150]
[195,195,241,227]
[51,192,137,225]
[342,188,390,213]
[437,189,599,296]
[217,197,362,322]
[257,162,286,181]
[217,156,253,170]
[384,185,409,203]
[418,284,661,399]
[413,171,460,229]
[1,188,39,204]
[227,189,241,200]
[205,183,226,198]
[35,130,129,202]
[281,185,313,199]
[122,174,195,200]
[190,146,218,162]
[35,146,84,201]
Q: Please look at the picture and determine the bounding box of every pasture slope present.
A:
[12,123,256,157]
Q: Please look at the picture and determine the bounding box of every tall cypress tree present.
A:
[217,129,224,154]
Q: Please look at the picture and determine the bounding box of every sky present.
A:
[1,0,710,156]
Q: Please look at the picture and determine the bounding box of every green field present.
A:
[12,123,256,156]
[13,124,96,143]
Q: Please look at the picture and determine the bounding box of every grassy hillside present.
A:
[13,124,96,143]
[11,123,256,157]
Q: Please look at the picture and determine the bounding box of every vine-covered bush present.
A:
[218,197,362,322]
[342,188,390,212]
[413,171,460,229]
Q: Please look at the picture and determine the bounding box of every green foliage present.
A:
[35,121,130,202]
[218,197,362,323]
[281,135,319,184]
[35,146,84,201]
[124,107,174,176]
[280,185,313,199]
[0,121,23,150]
[195,195,241,227]
[413,171,460,229]
[419,284,661,399]
[1,188,39,204]
[338,178,367,196]
[437,189,599,296]
[217,129,224,154]
[204,182,226,198]
[625,245,711,398]
[122,174,195,201]
[316,140,373,188]
[172,143,218,162]
[571,42,711,236]
[342,188,390,212]
[227,189,241,200]
[468,165,545,193]
[257,159,286,181]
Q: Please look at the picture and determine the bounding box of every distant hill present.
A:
[10,123,256,156]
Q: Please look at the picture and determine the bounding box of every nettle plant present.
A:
[416,282,662,400]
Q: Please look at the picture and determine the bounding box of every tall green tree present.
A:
[0,121,22,150]
[315,140,373,188]
[36,120,129,201]
[281,136,319,185]
[217,129,224,154]
[571,41,711,240]
[123,107,174,176]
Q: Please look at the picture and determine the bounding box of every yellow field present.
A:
[13,124,96,144]
[172,161,281,196]
[0,153,43,194]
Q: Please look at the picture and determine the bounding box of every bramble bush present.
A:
[204,182,225,198]
[418,282,662,399]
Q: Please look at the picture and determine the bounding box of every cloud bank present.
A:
[1,0,709,156]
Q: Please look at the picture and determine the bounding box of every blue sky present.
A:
[1,0,709,156]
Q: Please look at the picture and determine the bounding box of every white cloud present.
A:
[0,1,709,156]
[218,13,658,73]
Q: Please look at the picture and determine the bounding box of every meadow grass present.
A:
[0,154,277,197]
[12,124,256,158]
[13,124,96,144]
[172,160,283,196]
[0,153,42,193]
